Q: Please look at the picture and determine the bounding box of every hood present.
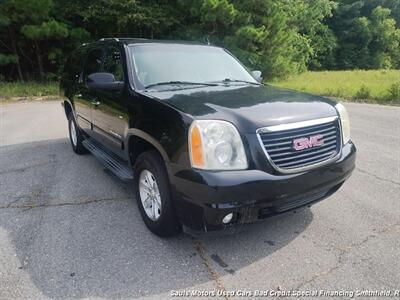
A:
[144,84,338,133]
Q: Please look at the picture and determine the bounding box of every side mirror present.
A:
[251,70,263,83]
[86,72,124,92]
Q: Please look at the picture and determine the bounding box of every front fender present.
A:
[124,128,170,163]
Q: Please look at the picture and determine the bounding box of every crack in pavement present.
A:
[0,196,129,210]
[294,222,400,290]
[356,167,400,186]
[193,239,230,300]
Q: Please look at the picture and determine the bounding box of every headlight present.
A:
[335,103,351,145]
[189,120,248,170]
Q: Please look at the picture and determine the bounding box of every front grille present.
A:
[257,117,341,173]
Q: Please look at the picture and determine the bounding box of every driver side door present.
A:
[90,45,127,158]
[75,47,104,134]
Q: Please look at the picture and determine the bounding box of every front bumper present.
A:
[169,142,356,231]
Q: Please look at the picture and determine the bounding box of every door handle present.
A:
[91,101,101,106]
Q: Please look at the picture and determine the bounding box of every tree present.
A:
[0,0,398,81]
[284,0,337,70]
[22,20,69,80]
[327,0,400,70]
[74,0,178,38]
[0,0,91,80]
[173,0,334,79]
[230,0,305,79]
[369,6,400,68]
[0,0,53,80]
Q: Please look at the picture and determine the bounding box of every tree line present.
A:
[0,0,399,82]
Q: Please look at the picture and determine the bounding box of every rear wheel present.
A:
[133,151,181,237]
[68,114,87,154]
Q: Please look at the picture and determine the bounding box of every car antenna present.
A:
[204,35,210,45]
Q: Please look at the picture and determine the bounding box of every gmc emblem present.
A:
[293,134,324,151]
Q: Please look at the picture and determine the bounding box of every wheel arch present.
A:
[126,129,170,166]
[63,99,75,118]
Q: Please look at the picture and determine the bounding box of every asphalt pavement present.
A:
[0,101,399,299]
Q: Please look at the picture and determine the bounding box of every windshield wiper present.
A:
[211,78,261,85]
[144,81,219,89]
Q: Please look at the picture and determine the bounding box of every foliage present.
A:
[354,84,371,100]
[272,70,400,103]
[0,53,18,65]
[0,0,399,82]
[326,1,400,70]
[388,81,400,101]
[0,81,58,99]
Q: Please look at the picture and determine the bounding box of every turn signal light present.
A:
[190,124,204,168]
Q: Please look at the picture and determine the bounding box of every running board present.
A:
[82,138,133,181]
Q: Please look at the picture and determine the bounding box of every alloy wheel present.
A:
[139,169,162,221]
[70,120,78,147]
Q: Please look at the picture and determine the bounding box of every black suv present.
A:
[60,38,356,236]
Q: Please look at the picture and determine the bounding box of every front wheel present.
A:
[68,114,87,154]
[133,151,181,237]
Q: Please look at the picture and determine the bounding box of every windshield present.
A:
[129,44,257,89]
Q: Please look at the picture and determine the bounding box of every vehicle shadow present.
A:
[0,138,313,299]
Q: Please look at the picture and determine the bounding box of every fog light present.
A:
[222,213,233,224]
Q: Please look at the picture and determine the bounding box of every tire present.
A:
[133,151,181,237]
[68,113,88,154]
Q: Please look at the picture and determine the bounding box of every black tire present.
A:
[68,113,88,154]
[133,151,181,237]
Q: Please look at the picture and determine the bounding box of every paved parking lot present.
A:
[0,101,399,299]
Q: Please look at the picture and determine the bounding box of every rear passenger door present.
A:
[75,47,104,133]
[90,45,128,158]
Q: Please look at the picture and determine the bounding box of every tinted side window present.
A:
[83,48,103,81]
[63,49,84,81]
[103,46,124,81]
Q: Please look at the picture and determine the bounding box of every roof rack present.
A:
[98,38,120,42]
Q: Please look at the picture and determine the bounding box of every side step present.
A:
[82,138,133,181]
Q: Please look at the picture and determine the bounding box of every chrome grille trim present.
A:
[256,116,342,174]
[257,116,338,133]
[261,126,336,142]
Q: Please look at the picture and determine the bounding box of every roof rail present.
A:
[98,38,120,42]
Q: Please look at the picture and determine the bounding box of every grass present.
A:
[271,70,400,104]
[0,81,58,101]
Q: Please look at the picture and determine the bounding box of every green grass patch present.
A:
[0,81,58,101]
[271,70,400,104]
